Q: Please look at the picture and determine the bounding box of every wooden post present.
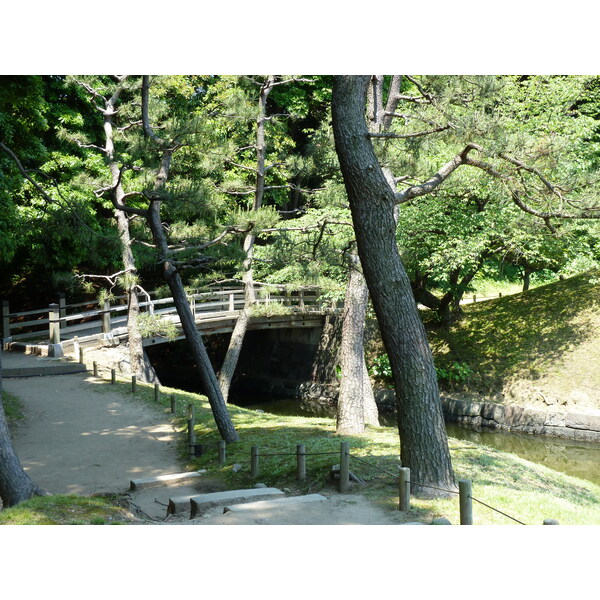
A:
[58,292,66,330]
[251,446,260,478]
[170,394,176,414]
[190,296,196,317]
[398,467,411,511]
[296,444,306,481]
[299,290,305,311]
[111,368,116,384]
[459,479,473,525]
[499,292,503,298]
[2,300,10,341]
[154,383,160,402]
[218,440,227,466]
[187,404,196,457]
[131,375,137,393]
[78,346,84,365]
[472,294,477,303]
[339,441,350,492]
[93,361,98,377]
[101,299,111,334]
[228,293,235,312]
[48,303,61,344]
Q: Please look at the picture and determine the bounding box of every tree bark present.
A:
[101,81,153,383]
[0,350,46,507]
[147,200,239,443]
[218,76,274,401]
[332,75,455,494]
[336,254,379,434]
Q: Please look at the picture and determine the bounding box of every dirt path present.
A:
[5,372,184,496]
[3,359,407,525]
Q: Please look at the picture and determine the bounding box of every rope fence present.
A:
[234,440,557,525]
[81,360,557,525]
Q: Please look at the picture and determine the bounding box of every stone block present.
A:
[223,494,327,513]
[189,488,285,518]
[130,470,204,491]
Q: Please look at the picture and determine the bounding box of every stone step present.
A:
[167,487,285,518]
[2,363,86,378]
[129,470,205,491]
[223,494,327,513]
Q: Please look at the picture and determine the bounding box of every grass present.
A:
[62,370,600,525]
[427,270,600,405]
[0,494,131,525]
[3,277,600,525]
[2,390,26,425]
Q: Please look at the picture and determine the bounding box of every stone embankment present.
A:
[298,383,600,443]
[374,389,600,443]
[441,397,600,443]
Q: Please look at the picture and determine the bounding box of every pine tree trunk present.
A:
[147,201,239,443]
[217,77,274,401]
[103,84,153,383]
[336,255,379,434]
[114,209,152,382]
[332,76,455,495]
[0,351,46,507]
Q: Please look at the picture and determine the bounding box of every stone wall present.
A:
[442,397,600,443]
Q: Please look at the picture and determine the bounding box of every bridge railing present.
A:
[1,286,325,346]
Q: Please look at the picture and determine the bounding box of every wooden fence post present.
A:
[251,446,260,478]
[93,361,98,377]
[339,441,350,492]
[101,299,111,335]
[111,368,116,384]
[299,290,305,311]
[49,303,61,344]
[78,346,84,365]
[228,293,235,312]
[131,375,137,393]
[459,479,473,525]
[58,292,66,330]
[170,394,176,414]
[296,444,306,481]
[187,404,196,457]
[154,383,160,403]
[398,467,411,511]
[2,300,10,342]
[218,440,227,466]
[472,294,477,303]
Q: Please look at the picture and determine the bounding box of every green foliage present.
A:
[369,354,393,381]
[435,361,473,384]
[136,312,178,341]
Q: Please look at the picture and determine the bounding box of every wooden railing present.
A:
[1,287,325,345]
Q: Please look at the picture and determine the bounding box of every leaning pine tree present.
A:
[332,75,456,495]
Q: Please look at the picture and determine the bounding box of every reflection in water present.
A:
[237,397,600,487]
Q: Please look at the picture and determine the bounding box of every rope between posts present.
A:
[348,453,399,478]
[408,478,527,525]
[255,450,339,457]
[469,496,527,525]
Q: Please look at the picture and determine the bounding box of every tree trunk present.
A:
[332,75,455,495]
[523,266,532,291]
[337,254,379,434]
[101,82,153,383]
[147,200,239,443]
[218,76,274,401]
[0,350,46,507]
[113,209,152,381]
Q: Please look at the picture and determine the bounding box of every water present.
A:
[236,397,600,487]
